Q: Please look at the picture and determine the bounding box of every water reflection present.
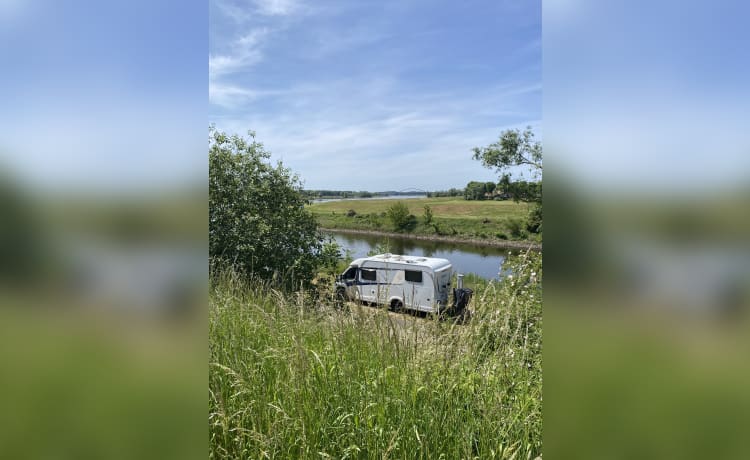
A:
[327,231,515,280]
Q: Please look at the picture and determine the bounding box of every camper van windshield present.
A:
[342,267,356,280]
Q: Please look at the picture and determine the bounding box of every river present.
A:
[326,231,514,280]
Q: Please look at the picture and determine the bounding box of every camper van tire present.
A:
[390,299,404,312]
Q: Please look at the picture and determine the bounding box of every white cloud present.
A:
[209,83,259,108]
[211,78,540,190]
[214,0,302,21]
[209,83,286,109]
[254,0,299,16]
[209,28,268,78]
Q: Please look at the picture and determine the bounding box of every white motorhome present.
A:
[335,253,453,313]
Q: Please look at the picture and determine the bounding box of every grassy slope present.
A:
[309,197,538,242]
[209,253,542,459]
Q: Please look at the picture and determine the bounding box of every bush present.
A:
[505,218,527,239]
[386,201,414,231]
[422,205,433,224]
[346,209,356,217]
[209,126,338,286]
[526,203,542,234]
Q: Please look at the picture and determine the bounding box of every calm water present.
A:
[327,231,515,280]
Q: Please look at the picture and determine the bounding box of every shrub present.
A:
[422,205,433,224]
[386,201,413,231]
[209,126,338,286]
[346,209,356,217]
[505,218,527,239]
[526,203,542,234]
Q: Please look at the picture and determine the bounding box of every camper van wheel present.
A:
[390,299,404,312]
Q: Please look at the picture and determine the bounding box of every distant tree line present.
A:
[464,181,496,201]
[436,178,541,202]
[303,190,426,199]
[426,188,463,198]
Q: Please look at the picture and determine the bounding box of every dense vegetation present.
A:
[209,251,542,459]
[462,179,542,203]
[209,127,338,286]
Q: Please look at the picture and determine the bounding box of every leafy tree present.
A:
[472,126,542,178]
[209,126,337,286]
[386,201,414,231]
[464,181,486,201]
[473,126,543,234]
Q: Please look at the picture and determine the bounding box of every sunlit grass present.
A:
[209,253,542,459]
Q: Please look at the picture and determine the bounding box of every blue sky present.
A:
[210,0,541,191]
[0,0,206,192]
[544,0,750,193]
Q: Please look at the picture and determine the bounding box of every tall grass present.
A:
[209,253,541,459]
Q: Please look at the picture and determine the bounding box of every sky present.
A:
[544,0,750,193]
[0,0,206,192]
[209,0,541,191]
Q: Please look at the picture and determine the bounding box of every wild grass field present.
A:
[308,198,538,243]
[209,252,542,459]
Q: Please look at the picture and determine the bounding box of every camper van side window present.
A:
[405,270,422,283]
[361,269,376,281]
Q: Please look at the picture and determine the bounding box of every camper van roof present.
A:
[352,254,452,270]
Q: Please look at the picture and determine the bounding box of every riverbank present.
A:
[309,197,541,247]
[321,227,541,250]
